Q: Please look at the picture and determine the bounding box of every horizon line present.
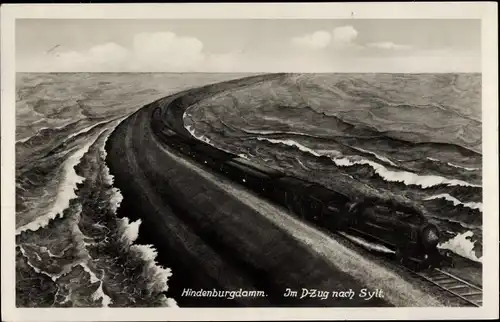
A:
[16,71,482,74]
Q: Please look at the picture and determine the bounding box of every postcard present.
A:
[1,2,498,321]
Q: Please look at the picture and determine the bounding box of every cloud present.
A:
[132,32,205,70]
[366,42,412,51]
[18,29,480,73]
[291,26,359,50]
[19,31,238,72]
[291,30,332,49]
[290,26,414,53]
[332,25,358,45]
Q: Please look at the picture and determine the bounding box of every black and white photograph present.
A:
[1,3,498,321]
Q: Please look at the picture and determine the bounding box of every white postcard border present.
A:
[1,2,498,321]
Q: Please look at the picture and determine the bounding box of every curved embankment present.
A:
[105,74,444,307]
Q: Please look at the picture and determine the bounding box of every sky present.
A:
[16,19,481,73]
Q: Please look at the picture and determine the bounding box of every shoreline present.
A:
[104,75,455,307]
[105,100,394,307]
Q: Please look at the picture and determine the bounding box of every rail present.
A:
[159,115,483,307]
[409,267,482,307]
[335,231,482,307]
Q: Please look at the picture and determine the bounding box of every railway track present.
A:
[158,124,484,307]
[408,267,483,307]
[335,231,483,307]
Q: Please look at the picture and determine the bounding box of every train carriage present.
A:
[156,121,453,271]
[221,157,282,193]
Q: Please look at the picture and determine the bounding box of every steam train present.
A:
[153,119,453,270]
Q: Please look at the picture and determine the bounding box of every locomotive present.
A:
[153,119,453,270]
[342,198,452,269]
